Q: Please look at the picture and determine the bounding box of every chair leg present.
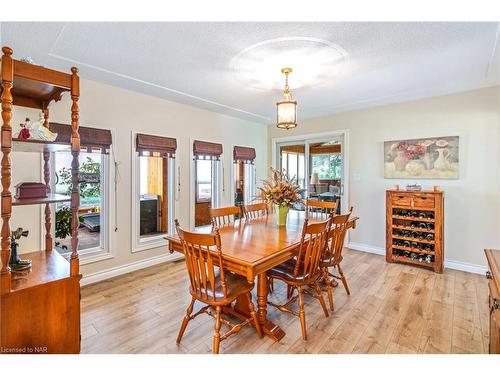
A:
[245,292,263,338]
[314,282,329,318]
[297,287,307,341]
[176,297,196,344]
[337,264,350,295]
[268,277,274,293]
[325,276,334,312]
[287,285,295,299]
[213,306,222,354]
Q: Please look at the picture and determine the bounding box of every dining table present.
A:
[165,210,358,341]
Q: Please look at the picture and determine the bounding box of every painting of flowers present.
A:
[384,136,459,179]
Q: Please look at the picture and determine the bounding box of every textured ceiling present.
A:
[1,22,499,124]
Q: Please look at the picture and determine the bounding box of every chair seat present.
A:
[320,254,342,267]
[268,258,310,283]
[190,269,254,305]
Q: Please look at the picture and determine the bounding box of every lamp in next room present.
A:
[310,172,319,193]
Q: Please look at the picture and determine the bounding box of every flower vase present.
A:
[275,205,289,226]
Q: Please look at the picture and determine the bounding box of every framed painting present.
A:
[384,136,459,179]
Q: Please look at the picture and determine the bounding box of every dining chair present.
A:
[267,217,331,340]
[320,207,353,311]
[210,206,242,227]
[244,202,268,219]
[174,220,262,354]
[305,198,338,218]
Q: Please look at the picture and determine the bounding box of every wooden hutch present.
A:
[386,188,444,273]
[485,249,500,354]
[0,46,81,353]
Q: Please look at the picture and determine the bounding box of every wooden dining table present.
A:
[165,210,358,341]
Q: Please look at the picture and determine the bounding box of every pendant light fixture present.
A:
[276,67,297,129]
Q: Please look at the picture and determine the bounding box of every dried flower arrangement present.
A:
[258,167,305,208]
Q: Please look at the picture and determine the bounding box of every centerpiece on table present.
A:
[258,167,305,226]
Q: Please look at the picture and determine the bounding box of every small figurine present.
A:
[17,117,31,140]
[26,112,57,142]
[10,227,31,272]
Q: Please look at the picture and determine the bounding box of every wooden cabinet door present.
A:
[489,301,500,354]
[489,281,500,354]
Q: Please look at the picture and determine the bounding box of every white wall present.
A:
[269,86,500,269]
[11,79,268,277]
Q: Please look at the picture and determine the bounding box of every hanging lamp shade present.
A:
[276,67,297,129]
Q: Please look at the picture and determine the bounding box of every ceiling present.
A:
[1,22,499,124]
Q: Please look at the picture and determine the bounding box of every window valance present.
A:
[193,140,223,160]
[233,146,256,164]
[136,133,177,158]
[50,122,112,154]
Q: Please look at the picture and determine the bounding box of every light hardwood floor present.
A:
[80,249,489,354]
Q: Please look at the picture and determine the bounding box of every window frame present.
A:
[131,132,176,253]
[231,145,257,205]
[47,139,116,265]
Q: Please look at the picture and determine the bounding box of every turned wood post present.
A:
[43,108,49,128]
[0,47,13,293]
[43,150,52,251]
[70,67,80,277]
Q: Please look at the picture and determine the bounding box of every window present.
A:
[54,151,107,254]
[311,153,342,179]
[233,146,256,205]
[134,133,176,250]
[281,151,305,188]
[196,159,212,203]
[193,140,223,227]
[139,154,168,238]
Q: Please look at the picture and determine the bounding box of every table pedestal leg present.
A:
[230,272,285,341]
[256,272,285,341]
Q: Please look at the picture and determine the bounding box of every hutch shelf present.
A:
[0,46,82,353]
[386,188,444,273]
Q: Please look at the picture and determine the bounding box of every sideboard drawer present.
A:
[391,194,412,207]
[413,195,435,209]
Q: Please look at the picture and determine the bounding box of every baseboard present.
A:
[347,242,487,275]
[81,252,184,286]
[443,259,488,275]
[347,242,385,256]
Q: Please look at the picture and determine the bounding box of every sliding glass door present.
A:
[278,142,307,211]
[276,134,346,214]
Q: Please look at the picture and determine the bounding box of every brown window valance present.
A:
[136,133,177,158]
[233,146,256,164]
[193,140,223,160]
[50,122,112,154]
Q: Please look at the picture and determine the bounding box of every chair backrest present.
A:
[324,207,353,263]
[305,199,338,218]
[210,206,241,227]
[175,220,227,301]
[244,202,268,219]
[293,218,331,281]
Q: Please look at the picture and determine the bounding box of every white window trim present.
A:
[44,128,117,265]
[131,131,176,253]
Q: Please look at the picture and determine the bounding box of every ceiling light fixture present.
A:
[276,67,297,130]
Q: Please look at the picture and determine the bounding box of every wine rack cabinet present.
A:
[386,189,444,273]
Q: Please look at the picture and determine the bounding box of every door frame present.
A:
[271,129,350,218]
